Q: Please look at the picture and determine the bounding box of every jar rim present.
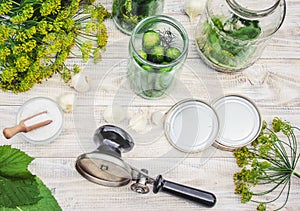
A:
[130,15,189,69]
[226,0,281,18]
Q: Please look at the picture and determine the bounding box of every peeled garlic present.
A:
[57,93,75,113]
[70,73,90,92]
[184,0,204,22]
[151,111,164,126]
[129,112,148,134]
[103,105,126,124]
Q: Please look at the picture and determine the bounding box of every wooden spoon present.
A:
[3,111,53,139]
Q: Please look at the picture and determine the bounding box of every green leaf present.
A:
[0,145,61,210]
[27,177,61,211]
[0,176,40,208]
[0,177,62,211]
[229,26,261,40]
[0,146,33,179]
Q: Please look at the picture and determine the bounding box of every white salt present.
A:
[18,97,63,143]
[24,112,50,127]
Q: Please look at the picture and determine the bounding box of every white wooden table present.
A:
[1,0,300,210]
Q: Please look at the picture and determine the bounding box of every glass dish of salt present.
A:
[16,97,64,144]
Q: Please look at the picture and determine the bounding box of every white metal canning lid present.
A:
[212,95,262,151]
[164,95,262,152]
[164,99,219,153]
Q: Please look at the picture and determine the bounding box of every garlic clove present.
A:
[184,0,204,23]
[70,73,90,92]
[129,113,148,134]
[151,111,164,126]
[57,93,75,113]
[103,105,126,124]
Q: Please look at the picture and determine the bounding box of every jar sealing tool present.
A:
[3,111,52,139]
[75,125,216,207]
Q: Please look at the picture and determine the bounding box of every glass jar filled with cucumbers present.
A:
[195,0,286,72]
[128,15,189,99]
[112,0,164,35]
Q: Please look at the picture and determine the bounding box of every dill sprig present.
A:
[157,28,176,48]
[0,0,110,93]
[233,117,300,211]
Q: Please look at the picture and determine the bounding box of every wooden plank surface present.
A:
[0,0,300,210]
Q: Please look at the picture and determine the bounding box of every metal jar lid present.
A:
[164,95,262,152]
[164,99,219,153]
[212,95,262,151]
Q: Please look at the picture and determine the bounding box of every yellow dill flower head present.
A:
[16,32,27,42]
[0,25,12,43]
[11,4,34,24]
[0,0,110,93]
[96,23,108,48]
[0,1,13,15]
[0,67,18,83]
[0,48,11,62]
[40,0,61,16]
[15,55,31,71]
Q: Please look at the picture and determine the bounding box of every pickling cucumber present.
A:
[142,64,154,71]
[142,30,161,51]
[148,45,165,63]
[134,49,148,65]
[165,47,181,62]
[160,61,173,72]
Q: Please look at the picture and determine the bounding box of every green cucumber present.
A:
[141,64,154,72]
[160,61,173,72]
[165,47,181,62]
[134,49,147,65]
[148,45,164,63]
[142,30,161,51]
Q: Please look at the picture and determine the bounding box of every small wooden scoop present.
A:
[3,111,53,139]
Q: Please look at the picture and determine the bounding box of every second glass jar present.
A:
[195,0,286,72]
[112,0,164,35]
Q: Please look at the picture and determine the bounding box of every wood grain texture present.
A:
[29,157,300,211]
[0,0,300,210]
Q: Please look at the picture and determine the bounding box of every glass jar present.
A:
[112,0,164,35]
[128,15,189,99]
[195,0,286,72]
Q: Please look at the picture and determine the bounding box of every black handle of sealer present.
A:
[153,175,216,207]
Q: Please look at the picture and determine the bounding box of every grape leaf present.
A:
[0,145,33,178]
[0,176,40,208]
